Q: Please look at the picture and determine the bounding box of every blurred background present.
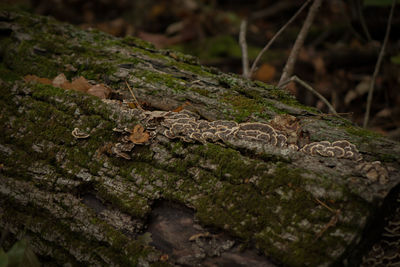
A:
[4,0,400,140]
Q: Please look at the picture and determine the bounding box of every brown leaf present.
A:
[160,254,169,262]
[173,101,191,112]
[70,76,91,92]
[60,81,74,90]
[24,74,52,85]
[129,125,150,144]
[52,73,68,88]
[253,63,276,82]
[270,114,299,132]
[87,83,111,99]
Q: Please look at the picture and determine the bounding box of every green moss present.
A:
[345,125,382,139]
[96,182,150,218]
[121,36,156,50]
[163,49,200,65]
[197,143,266,184]
[376,153,398,162]
[167,60,212,77]
[269,88,296,103]
[254,80,275,90]
[135,69,187,91]
[0,63,20,81]
[222,94,265,122]
[217,74,239,88]
[189,87,210,97]
[1,197,150,266]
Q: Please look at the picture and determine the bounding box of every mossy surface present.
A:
[1,8,399,267]
[0,80,376,266]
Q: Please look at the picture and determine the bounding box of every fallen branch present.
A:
[363,0,396,128]
[279,75,338,115]
[278,0,323,86]
[249,0,312,78]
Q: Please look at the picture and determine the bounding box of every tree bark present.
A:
[0,9,399,266]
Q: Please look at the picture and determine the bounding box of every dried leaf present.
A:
[127,102,137,109]
[52,73,68,88]
[160,254,169,262]
[173,101,191,112]
[70,76,91,92]
[87,84,111,99]
[24,75,52,85]
[60,81,74,90]
[129,125,150,144]
[270,114,299,132]
[253,63,276,82]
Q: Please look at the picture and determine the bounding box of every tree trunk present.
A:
[0,9,399,266]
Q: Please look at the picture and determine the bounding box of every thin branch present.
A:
[249,0,312,78]
[363,0,395,128]
[280,75,338,115]
[314,197,335,213]
[313,197,341,241]
[125,81,143,110]
[239,19,249,78]
[355,0,372,41]
[278,0,323,86]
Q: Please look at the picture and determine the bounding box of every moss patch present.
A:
[222,94,273,122]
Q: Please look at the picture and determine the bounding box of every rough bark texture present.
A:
[0,8,400,266]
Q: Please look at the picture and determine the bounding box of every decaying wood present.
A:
[0,9,400,266]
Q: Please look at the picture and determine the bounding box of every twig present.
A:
[278,0,323,86]
[355,0,372,41]
[363,0,396,128]
[239,19,249,78]
[315,210,340,240]
[314,197,335,213]
[249,0,312,78]
[280,75,338,115]
[314,197,341,240]
[125,81,143,110]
